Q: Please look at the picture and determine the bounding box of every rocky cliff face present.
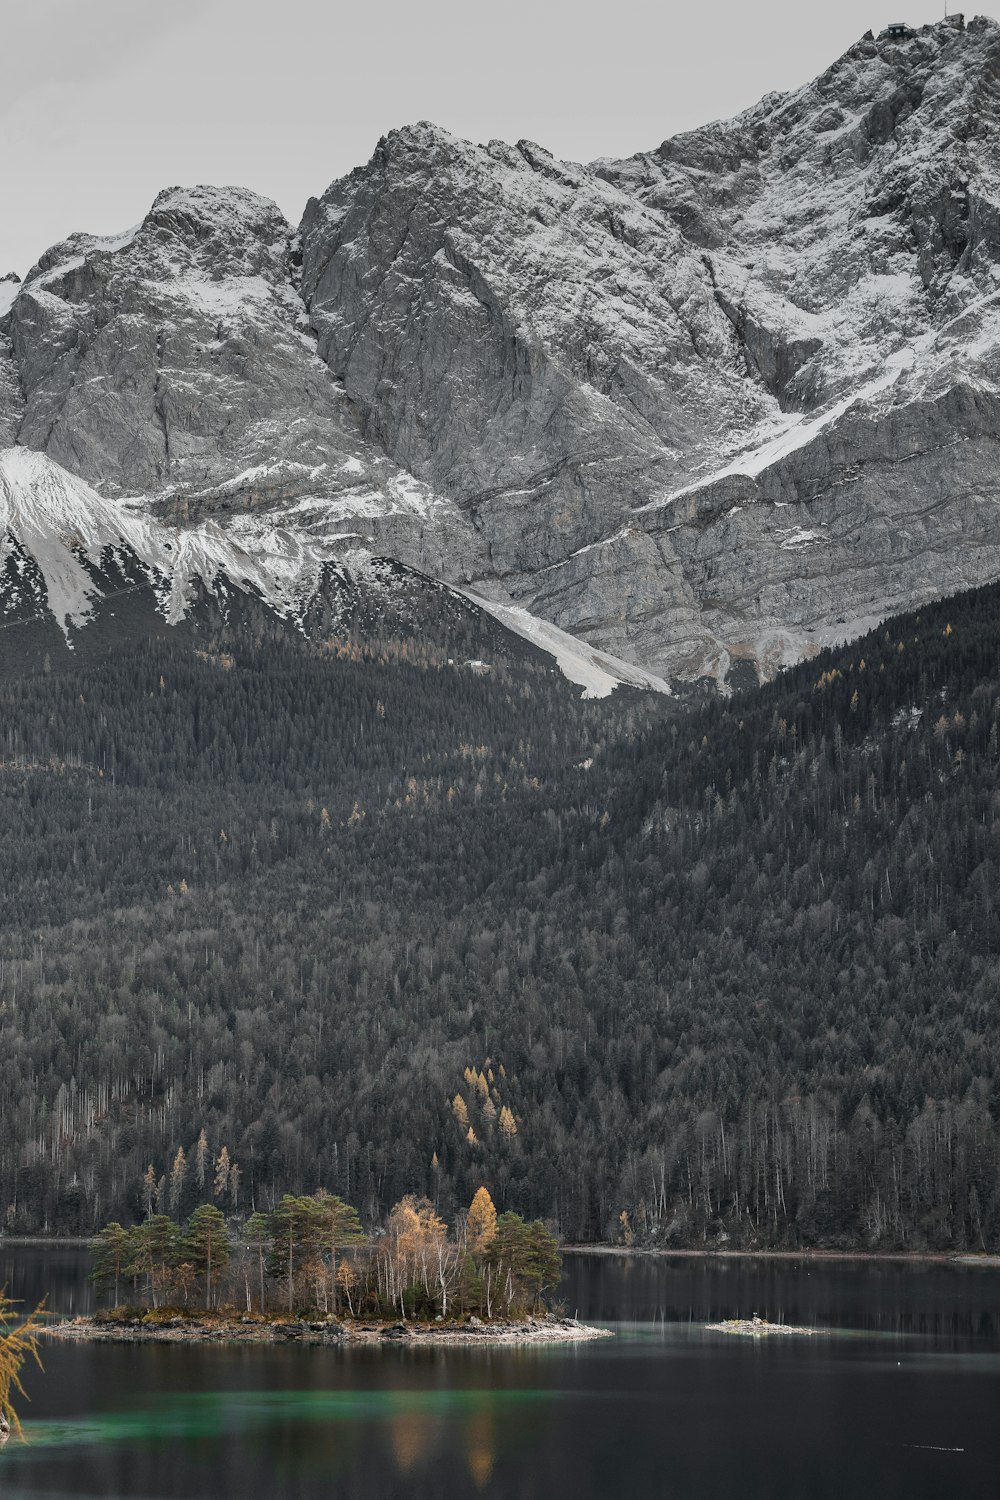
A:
[1,187,482,582]
[4,15,1000,684]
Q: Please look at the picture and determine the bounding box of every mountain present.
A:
[0,185,477,582]
[7,21,1000,1251]
[3,15,1000,685]
[0,447,668,694]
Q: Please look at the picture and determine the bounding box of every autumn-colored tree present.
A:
[213,1146,231,1200]
[336,1259,358,1316]
[498,1106,517,1139]
[0,1294,45,1444]
[466,1188,498,1257]
[173,1261,198,1306]
[382,1196,449,1318]
[141,1164,157,1219]
[451,1094,469,1127]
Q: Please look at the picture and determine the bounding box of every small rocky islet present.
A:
[705,1314,821,1338]
[45,1311,612,1348]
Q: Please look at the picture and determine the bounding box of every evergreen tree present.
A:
[182,1205,230,1309]
[89,1223,131,1308]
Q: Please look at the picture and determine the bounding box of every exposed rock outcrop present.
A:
[0,187,483,584]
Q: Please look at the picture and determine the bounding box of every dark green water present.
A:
[2,1247,999,1498]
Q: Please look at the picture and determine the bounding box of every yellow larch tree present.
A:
[466,1188,498,1256]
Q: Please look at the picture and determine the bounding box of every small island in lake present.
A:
[44,1187,611,1352]
[46,1310,608,1347]
[706,1314,821,1338]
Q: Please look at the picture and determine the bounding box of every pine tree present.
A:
[315,1192,365,1314]
[523,1221,562,1311]
[243,1211,271,1313]
[182,1205,230,1310]
[89,1223,131,1308]
[131,1216,179,1309]
[267,1196,325,1314]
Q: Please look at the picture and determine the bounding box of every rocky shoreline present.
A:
[43,1313,613,1349]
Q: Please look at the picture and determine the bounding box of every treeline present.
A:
[4,580,1000,1250]
[89,1187,561,1322]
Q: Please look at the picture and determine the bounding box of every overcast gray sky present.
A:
[1,0,958,274]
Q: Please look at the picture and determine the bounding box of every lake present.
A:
[1,1245,999,1498]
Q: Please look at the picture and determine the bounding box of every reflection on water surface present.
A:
[1,1248,999,1499]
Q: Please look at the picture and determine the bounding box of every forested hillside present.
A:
[3,580,1000,1250]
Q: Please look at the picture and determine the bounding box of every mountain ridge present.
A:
[4,14,1000,684]
[0,446,669,695]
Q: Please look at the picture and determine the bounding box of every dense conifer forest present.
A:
[3,579,1000,1250]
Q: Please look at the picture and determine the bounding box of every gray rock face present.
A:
[10,186,335,490]
[5,16,1000,683]
[298,122,785,596]
[299,123,763,506]
[0,186,483,583]
[0,275,23,448]
[297,14,1000,681]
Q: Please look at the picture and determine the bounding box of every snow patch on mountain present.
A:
[638,355,913,514]
[0,448,327,639]
[0,447,667,695]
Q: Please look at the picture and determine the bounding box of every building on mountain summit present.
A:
[882,22,914,39]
